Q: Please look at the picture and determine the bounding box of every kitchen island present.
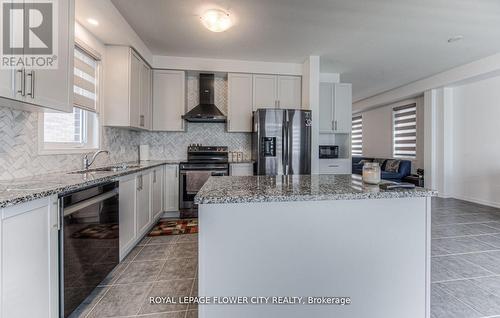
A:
[195,174,436,318]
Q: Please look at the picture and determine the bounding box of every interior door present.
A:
[255,109,285,175]
[286,110,312,175]
[253,74,277,110]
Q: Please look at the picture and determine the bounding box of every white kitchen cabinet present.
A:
[164,165,179,212]
[253,74,302,110]
[141,63,152,130]
[136,172,151,237]
[152,70,186,131]
[119,174,137,256]
[151,165,164,220]
[253,74,278,109]
[227,73,253,132]
[319,159,352,174]
[104,46,152,130]
[1,196,59,318]
[0,0,74,113]
[319,83,352,134]
[278,76,302,109]
[230,163,254,176]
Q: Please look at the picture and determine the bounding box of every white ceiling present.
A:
[107,0,500,101]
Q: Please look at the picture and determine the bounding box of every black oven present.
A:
[319,145,339,159]
[179,145,229,218]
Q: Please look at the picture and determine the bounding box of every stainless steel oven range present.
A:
[179,145,229,218]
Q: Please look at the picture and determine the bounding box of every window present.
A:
[40,44,100,153]
[393,103,417,158]
[351,115,363,156]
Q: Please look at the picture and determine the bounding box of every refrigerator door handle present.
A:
[283,113,289,175]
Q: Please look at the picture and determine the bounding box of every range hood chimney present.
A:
[182,73,226,123]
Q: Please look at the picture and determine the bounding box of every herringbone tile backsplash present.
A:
[0,76,251,180]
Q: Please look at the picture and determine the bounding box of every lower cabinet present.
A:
[119,174,137,257]
[229,163,254,176]
[0,196,59,318]
[151,166,164,220]
[164,165,179,212]
[136,172,151,237]
[319,159,352,174]
[119,166,165,259]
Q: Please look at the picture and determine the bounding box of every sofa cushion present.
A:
[381,171,403,180]
[385,159,401,172]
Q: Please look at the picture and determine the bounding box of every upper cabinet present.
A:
[319,83,352,134]
[277,76,302,109]
[253,74,301,110]
[152,70,186,131]
[104,46,152,130]
[227,73,253,132]
[0,0,75,113]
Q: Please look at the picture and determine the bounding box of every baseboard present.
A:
[162,211,180,219]
[451,194,500,209]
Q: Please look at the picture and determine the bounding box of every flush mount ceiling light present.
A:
[200,9,232,32]
[87,18,99,26]
[448,35,464,43]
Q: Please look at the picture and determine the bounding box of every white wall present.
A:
[356,97,424,170]
[448,76,500,207]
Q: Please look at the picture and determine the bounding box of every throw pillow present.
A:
[385,159,401,172]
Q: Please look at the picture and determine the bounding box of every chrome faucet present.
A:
[82,150,110,170]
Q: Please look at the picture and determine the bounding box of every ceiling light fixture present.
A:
[87,18,99,26]
[200,9,232,32]
[448,35,464,43]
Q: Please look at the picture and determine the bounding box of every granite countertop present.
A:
[0,160,180,209]
[195,174,437,204]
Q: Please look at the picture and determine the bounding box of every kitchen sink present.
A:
[68,164,141,174]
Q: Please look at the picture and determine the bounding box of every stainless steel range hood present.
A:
[182,73,226,123]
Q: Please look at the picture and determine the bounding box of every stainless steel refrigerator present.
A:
[252,108,312,175]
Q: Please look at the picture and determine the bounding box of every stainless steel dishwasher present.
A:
[59,181,119,317]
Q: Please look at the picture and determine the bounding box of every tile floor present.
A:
[71,197,500,318]
[69,233,199,318]
[432,197,500,318]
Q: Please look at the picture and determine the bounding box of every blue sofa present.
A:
[352,157,412,182]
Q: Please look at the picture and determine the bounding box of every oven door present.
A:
[179,167,228,210]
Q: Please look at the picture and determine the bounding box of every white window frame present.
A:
[38,41,102,155]
[392,103,417,159]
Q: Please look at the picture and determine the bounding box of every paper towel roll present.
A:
[139,144,150,161]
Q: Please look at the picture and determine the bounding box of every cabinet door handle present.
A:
[140,115,145,127]
[27,70,35,99]
[331,120,334,130]
[334,120,337,131]
[153,170,156,183]
[17,69,25,96]
[328,165,340,168]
